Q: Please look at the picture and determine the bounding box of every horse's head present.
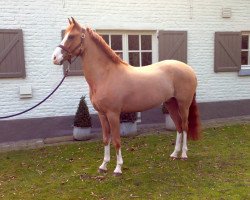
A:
[52,17,86,65]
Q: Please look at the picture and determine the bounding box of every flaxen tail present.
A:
[188,94,201,140]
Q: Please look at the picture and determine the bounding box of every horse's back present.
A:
[132,59,197,102]
[149,60,195,77]
[132,60,197,86]
[133,59,194,72]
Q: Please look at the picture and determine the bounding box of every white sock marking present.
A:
[181,131,188,159]
[170,131,182,158]
[114,148,123,174]
[99,140,110,171]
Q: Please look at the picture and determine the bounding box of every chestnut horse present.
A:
[52,18,201,176]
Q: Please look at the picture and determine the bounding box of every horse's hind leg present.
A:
[98,113,111,173]
[178,102,190,160]
[164,98,183,159]
[164,98,182,132]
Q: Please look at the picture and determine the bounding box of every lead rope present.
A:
[0,65,70,120]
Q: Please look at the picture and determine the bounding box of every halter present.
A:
[58,28,86,64]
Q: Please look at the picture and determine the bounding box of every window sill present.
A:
[238,68,250,76]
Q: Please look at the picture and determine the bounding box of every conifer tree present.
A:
[74,96,92,128]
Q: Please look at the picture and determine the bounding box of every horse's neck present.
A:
[82,40,111,88]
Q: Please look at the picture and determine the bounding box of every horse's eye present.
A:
[68,35,75,40]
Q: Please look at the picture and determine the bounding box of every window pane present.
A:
[115,51,123,59]
[101,35,109,45]
[241,51,248,65]
[111,35,122,50]
[141,35,152,50]
[128,35,139,50]
[141,52,152,66]
[129,52,140,66]
[242,35,248,49]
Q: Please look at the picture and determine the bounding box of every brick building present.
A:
[0,0,250,142]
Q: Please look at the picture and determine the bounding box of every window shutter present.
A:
[61,30,83,76]
[214,32,241,72]
[0,29,25,78]
[158,31,187,63]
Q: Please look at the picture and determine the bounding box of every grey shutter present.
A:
[214,32,241,72]
[61,30,83,76]
[158,31,187,63]
[0,29,25,78]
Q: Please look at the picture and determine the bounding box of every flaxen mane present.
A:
[87,28,127,65]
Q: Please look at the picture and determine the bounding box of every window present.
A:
[128,34,152,66]
[101,34,124,59]
[241,32,250,68]
[0,29,25,78]
[100,31,156,67]
[214,31,250,75]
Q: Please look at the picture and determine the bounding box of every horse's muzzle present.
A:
[52,54,63,65]
[53,59,63,65]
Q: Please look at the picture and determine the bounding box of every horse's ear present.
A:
[68,18,72,25]
[71,17,81,28]
[71,17,76,24]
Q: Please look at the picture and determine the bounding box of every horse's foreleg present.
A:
[98,113,111,172]
[106,111,123,176]
[99,141,111,172]
[114,148,123,176]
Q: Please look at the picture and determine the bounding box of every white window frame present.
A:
[127,34,152,66]
[97,30,158,122]
[97,30,158,66]
[241,32,250,69]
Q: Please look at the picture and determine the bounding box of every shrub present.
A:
[73,96,92,128]
[120,112,137,123]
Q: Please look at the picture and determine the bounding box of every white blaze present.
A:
[52,33,69,64]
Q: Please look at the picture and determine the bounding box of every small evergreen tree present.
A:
[74,96,92,128]
[120,112,137,123]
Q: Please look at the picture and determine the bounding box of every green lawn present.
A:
[0,124,249,200]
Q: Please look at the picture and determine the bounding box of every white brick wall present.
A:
[0,0,250,119]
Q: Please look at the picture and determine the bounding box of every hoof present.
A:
[98,168,107,173]
[181,157,188,161]
[170,156,179,160]
[113,172,122,177]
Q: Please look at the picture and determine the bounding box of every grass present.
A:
[0,124,249,200]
